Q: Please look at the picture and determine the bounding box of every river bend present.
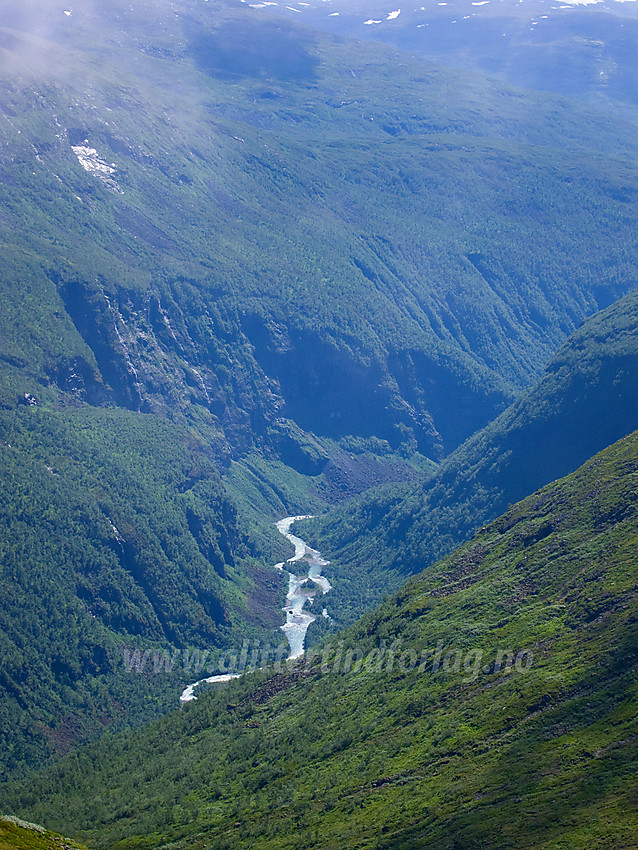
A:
[180,515,330,702]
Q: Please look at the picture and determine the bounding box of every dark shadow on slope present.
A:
[188,20,320,82]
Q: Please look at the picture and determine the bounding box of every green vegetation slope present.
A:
[268,0,638,108]
[3,0,638,781]
[3,430,637,848]
[0,816,87,850]
[0,399,290,778]
[306,288,638,625]
[3,0,638,461]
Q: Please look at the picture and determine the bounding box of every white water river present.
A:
[275,514,332,659]
[180,515,330,703]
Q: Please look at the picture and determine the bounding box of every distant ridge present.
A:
[310,288,638,621]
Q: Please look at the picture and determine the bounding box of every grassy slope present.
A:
[0,817,87,850]
[305,288,638,627]
[3,430,638,848]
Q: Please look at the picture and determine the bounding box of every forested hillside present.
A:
[304,288,638,625]
[0,402,275,777]
[3,0,638,463]
[3,0,638,784]
[4,430,637,849]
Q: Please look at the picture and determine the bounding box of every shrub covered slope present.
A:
[3,430,637,848]
[307,288,638,625]
[3,0,638,781]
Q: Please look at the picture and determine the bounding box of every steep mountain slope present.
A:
[3,0,638,464]
[4,430,638,849]
[3,0,638,781]
[306,287,638,625]
[0,401,280,778]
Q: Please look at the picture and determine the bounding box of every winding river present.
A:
[275,515,332,659]
[180,515,331,703]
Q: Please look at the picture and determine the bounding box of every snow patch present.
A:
[72,143,122,192]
